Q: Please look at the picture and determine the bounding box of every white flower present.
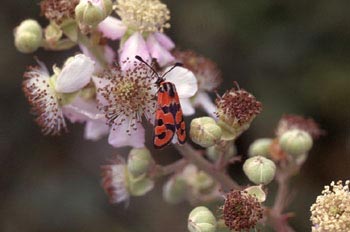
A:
[101,157,130,204]
[22,54,95,135]
[93,57,198,148]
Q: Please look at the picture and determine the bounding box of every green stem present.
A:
[78,31,108,68]
[174,143,241,191]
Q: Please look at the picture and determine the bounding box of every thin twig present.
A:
[174,143,241,191]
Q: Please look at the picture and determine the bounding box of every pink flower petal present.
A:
[84,120,109,141]
[108,119,145,148]
[164,67,198,98]
[146,34,174,67]
[92,76,112,106]
[154,32,175,50]
[62,97,103,122]
[98,16,126,40]
[120,32,150,70]
[55,54,95,93]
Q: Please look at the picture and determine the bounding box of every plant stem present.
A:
[78,31,108,68]
[174,143,241,191]
[151,159,188,178]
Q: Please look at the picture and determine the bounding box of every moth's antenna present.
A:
[135,55,159,77]
[161,62,183,78]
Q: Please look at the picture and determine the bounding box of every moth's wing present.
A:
[175,100,186,144]
[153,88,176,149]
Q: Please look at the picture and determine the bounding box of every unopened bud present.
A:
[75,0,112,27]
[244,185,266,203]
[248,138,273,157]
[279,129,313,157]
[127,147,153,177]
[14,19,42,53]
[243,156,276,185]
[44,23,63,46]
[163,176,187,204]
[206,141,236,162]
[195,171,215,194]
[188,206,217,232]
[190,117,222,148]
[127,173,154,197]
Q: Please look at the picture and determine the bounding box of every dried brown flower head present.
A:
[216,84,262,138]
[40,0,79,24]
[276,114,323,139]
[310,180,350,231]
[222,190,263,231]
[173,50,222,92]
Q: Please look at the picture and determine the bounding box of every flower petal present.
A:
[120,32,150,70]
[154,32,175,50]
[80,44,115,72]
[84,120,109,141]
[193,92,217,118]
[146,34,174,67]
[98,16,127,40]
[92,75,112,106]
[62,97,103,122]
[55,54,95,93]
[164,67,198,98]
[180,98,195,116]
[108,119,145,148]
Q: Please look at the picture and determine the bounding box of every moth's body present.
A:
[153,81,186,149]
[134,55,186,149]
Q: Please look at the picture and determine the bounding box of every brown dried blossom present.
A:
[173,50,222,92]
[276,114,324,139]
[216,84,262,127]
[40,0,79,24]
[222,190,263,231]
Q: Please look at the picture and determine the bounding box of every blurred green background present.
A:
[1,0,350,231]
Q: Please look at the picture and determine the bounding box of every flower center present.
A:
[115,0,170,33]
[96,62,157,132]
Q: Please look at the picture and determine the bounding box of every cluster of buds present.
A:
[101,148,155,203]
[163,164,219,205]
[247,114,322,164]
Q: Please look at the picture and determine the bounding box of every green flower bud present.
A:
[44,23,63,46]
[244,185,266,203]
[14,19,42,53]
[195,172,215,194]
[279,129,313,157]
[188,206,217,232]
[206,141,237,162]
[127,147,153,177]
[127,173,154,197]
[190,117,222,148]
[243,156,276,185]
[248,138,273,157]
[75,0,112,27]
[163,176,187,204]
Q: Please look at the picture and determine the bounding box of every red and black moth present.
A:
[135,56,186,149]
